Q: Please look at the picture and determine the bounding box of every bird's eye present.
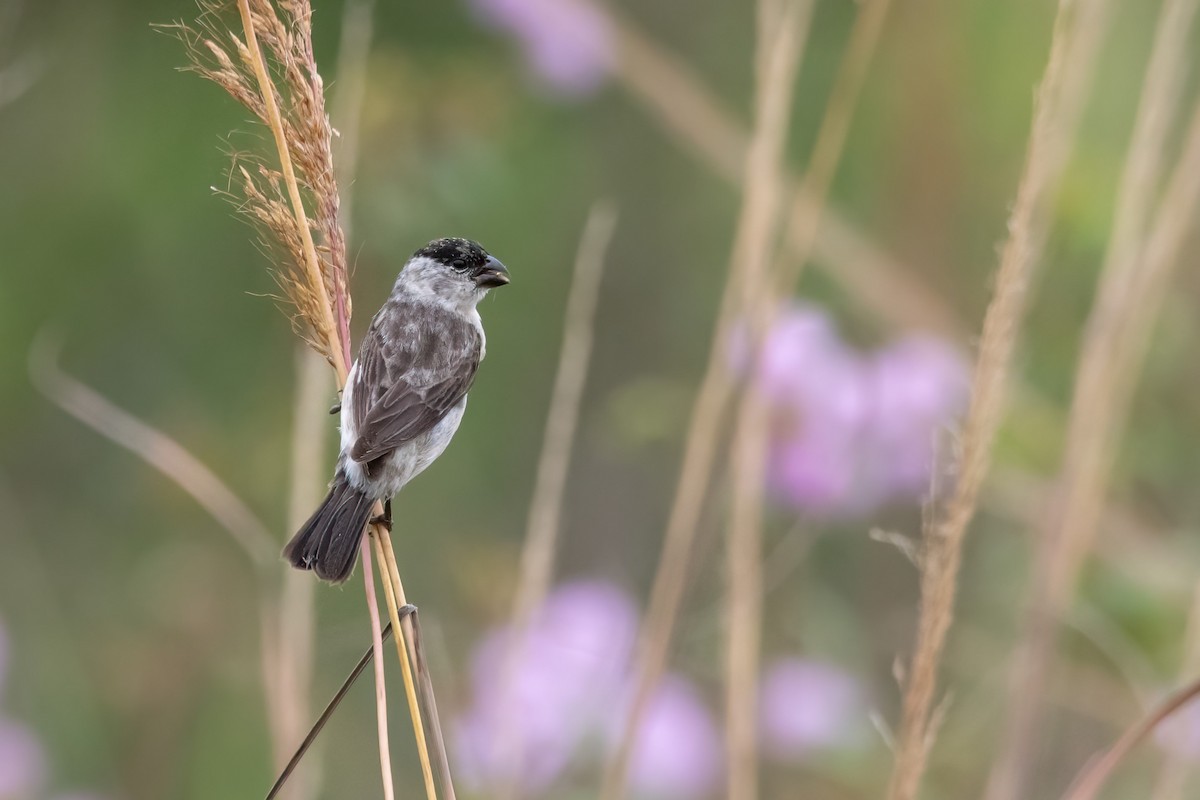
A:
[452,259,466,270]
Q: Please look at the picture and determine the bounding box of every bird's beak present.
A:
[473,256,510,288]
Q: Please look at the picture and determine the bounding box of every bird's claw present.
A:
[370,498,393,532]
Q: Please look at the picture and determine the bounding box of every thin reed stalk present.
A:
[887,2,1112,799]
[599,3,815,796]
[1151,585,1200,800]
[29,335,276,570]
[722,2,809,798]
[772,0,894,298]
[986,0,1198,794]
[171,0,445,794]
[27,334,310,782]
[234,0,349,379]
[361,540,396,800]
[1061,674,1200,800]
[274,346,328,800]
[231,6,425,795]
[372,531,439,800]
[724,1,892,796]
[510,202,618,637]
[269,4,376,795]
[378,531,456,800]
[499,203,616,800]
[606,5,963,337]
[403,607,455,800]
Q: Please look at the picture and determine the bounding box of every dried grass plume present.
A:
[162,0,351,372]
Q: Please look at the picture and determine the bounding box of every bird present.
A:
[284,237,510,583]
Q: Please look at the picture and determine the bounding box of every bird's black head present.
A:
[413,237,510,289]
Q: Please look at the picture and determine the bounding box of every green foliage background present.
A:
[0,1,1197,798]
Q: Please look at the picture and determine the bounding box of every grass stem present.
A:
[235,0,346,381]
[372,527,438,800]
[361,539,396,800]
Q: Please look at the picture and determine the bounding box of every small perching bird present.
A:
[285,237,510,583]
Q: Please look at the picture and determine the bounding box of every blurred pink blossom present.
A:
[625,675,722,799]
[454,580,639,793]
[758,658,863,760]
[468,0,614,96]
[454,580,722,797]
[747,304,968,517]
[863,336,971,499]
[0,718,46,799]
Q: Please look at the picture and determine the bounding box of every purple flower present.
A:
[745,304,968,517]
[468,0,614,96]
[863,336,970,498]
[624,676,722,800]
[0,718,46,799]
[455,581,728,796]
[766,353,870,515]
[454,581,639,793]
[758,658,862,760]
[753,305,869,515]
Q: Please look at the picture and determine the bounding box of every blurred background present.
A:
[1,0,1199,798]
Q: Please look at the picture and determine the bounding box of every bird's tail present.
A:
[283,472,376,584]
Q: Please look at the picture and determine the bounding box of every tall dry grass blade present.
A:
[273,347,329,800]
[166,0,352,371]
[987,0,1199,794]
[606,5,963,337]
[722,3,809,798]
[599,3,815,797]
[510,202,618,632]
[374,529,454,799]
[772,0,895,297]
[361,539,396,800]
[499,203,616,800]
[328,0,446,779]
[174,2,448,792]
[725,1,893,797]
[403,606,456,800]
[886,2,1113,799]
[29,331,310,778]
[269,2,377,793]
[234,0,348,378]
[266,622,395,800]
[1061,675,1200,800]
[268,3,376,794]
[1151,586,1200,800]
[29,332,276,569]
[373,531,440,800]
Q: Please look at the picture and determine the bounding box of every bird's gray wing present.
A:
[348,306,482,465]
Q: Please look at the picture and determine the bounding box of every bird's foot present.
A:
[369,498,393,532]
